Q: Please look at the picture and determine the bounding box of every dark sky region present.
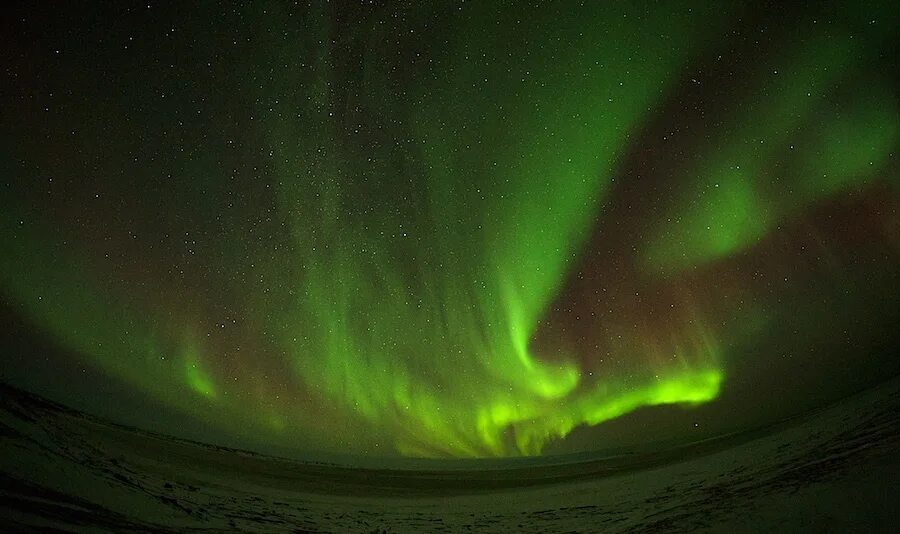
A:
[1,1,898,463]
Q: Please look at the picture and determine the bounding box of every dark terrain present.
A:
[2,375,900,532]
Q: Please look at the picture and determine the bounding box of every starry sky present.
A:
[1,1,898,461]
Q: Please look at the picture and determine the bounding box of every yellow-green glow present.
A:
[1,1,896,459]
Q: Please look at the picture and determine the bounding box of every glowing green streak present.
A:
[0,206,254,428]
[183,341,216,399]
[267,3,730,456]
[19,2,895,457]
[643,25,899,274]
[797,85,898,196]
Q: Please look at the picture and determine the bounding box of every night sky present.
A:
[2,1,898,461]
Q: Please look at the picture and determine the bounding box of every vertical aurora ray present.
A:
[265,2,727,456]
[1,1,897,459]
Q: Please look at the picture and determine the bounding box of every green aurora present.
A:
[1,1,898,458]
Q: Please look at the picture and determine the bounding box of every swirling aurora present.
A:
[1,1,897,458]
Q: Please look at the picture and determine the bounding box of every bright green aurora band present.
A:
[1,2,897,458]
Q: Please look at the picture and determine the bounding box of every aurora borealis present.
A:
[1,2,898,460]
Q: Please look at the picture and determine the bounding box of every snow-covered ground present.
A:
[2,377,899,532]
